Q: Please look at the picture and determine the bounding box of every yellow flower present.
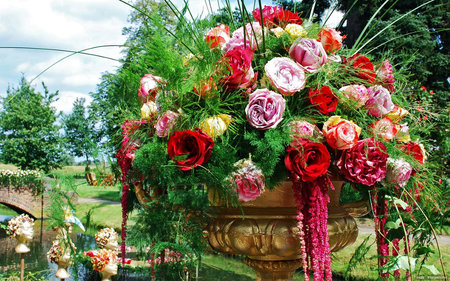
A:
[270,27,286,38]
[386,105,408,123]
[140,101,157,119]
[199,114,232,138]
[285,24,307,39]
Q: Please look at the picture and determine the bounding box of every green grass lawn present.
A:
[69,182,121,202]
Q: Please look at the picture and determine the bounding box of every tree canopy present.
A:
[0,78,64,172]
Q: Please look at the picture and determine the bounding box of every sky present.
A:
[0,0,342,114]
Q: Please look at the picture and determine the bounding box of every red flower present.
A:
[275,10,303,27]
[252,6,283,27]
[308,86,338,115]
[167,129,214,171]
[346,54,376,83]
[285,138,331,182]
[399,142,426,165]
[219,46,257,92]
[318,28,345,54]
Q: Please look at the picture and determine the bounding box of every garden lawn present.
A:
[75,202,123,231]
[69,182,121,202]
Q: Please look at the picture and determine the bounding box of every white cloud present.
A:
[52,91,93,114]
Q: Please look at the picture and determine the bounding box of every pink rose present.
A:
[385,158,412,188]
[138,74,163,104]
[289,120,319,139]
[289,38,327,73]
[223,22,263,52]
[245,89,286,130]
[155,110,179,138]
[338,84,369,108]
[230,158,265,202]
[322,116,361,150]
[376,60,395,92]
[337,138,388,186]
[220,46,257,92]
[365,85,394,117]
[318,27,345,54]
[265,57,306,96]
[371,116,397,141]
[205,24,230,49]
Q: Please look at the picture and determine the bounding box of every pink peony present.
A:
[265,57,306,96]
[371,116,397,141]
[220,46,257,92]
[376,60,395,92]
[223,22,263,52]
[322,116,361,150]
[138,74,163,104]
[337,138,388,186]
[365,85,394,117]
[338,84,369,108]
[155,110,179,138]
[289,38,328,73]
[230,158,265,202]
[289,120,319,139]
[385,158,412,188]
[245,89,286,130]
[205,24,230,49]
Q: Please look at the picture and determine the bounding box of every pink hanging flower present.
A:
[322,116,361,150]
[138,74,163,104]
[229,158,265,202]
[338,84,369,108]
[376,60,395,92]
[371,116,397,141]
[289,38,328,73]
[265,57,306,96]
[365,85,394,117]
[337,138,388,186]
[385,158,413,188]
[155,110,180,138]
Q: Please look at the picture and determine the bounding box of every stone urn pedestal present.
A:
[206,179,369,281]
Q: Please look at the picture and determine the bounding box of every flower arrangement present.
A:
[117,3,440,280]
[95,228,119,250]
[87,249,117,272]
[6,214,34,238]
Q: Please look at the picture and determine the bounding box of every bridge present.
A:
[0,185,45,219]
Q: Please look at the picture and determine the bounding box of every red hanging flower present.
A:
[308,86,338,115]
[167,129,214,171]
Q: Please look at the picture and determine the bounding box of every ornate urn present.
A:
[206,179,368,281]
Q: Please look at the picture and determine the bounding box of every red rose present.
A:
[219,46,257,92]
[285,138,331,182]
[346,54,376,83]
[275,10,303,27]
[399,142,426,165]
[167,129,214,171]
[308,86,338,115]
[318,27,345,54]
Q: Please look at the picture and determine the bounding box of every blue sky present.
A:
[0,0,341,114]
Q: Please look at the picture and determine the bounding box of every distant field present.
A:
[0,163,18,171]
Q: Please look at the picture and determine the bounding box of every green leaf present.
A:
[394,255,417,272]
[385,218,402,229]
[423,265,440,275]
[386,195,409,210]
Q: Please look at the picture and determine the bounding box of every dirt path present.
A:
[356,218,450,245]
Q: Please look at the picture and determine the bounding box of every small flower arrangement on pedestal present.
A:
[116,3,442,280]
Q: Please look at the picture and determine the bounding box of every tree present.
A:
[62,98,99,171]
[0,78,64,172]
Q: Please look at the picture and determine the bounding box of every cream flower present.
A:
[199,114,232,138]
[285,23,307,39]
